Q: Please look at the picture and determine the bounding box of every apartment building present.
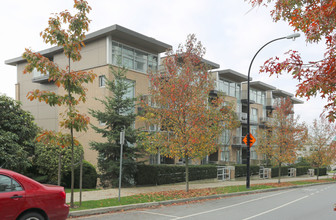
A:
[5,24,171,166]
[203,74,303,166]
[5,24,303,167]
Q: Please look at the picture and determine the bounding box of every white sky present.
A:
[0,0,327,126]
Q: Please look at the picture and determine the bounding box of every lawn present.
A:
[69,178,336,211]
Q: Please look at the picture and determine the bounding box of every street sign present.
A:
[243,134,256,148]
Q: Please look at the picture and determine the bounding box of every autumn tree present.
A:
[140,35,240,192]
[306,116,336,180]
[0,95,39,172]
[89,65,139,187]
[256,97,307,183]
[22,0,95,207]
[247,0,336,121]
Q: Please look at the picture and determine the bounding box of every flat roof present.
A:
[272,89,294,97]
[291,97,304,104]
[242,81,276,91]
[5,24,172,66]
[217,69,250,82]
[162,55,220,70]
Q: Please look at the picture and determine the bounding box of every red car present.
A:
[0,169,69,220]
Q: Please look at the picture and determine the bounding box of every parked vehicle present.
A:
[0,168,69,220]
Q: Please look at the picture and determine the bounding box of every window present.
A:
[111,41,158,73]
[121,79,135,115]
[251,108,258,123]
[235,84,241,100]
[99,121,106,126]
[99,75,106,87]
[0,175,23,192]
[250,147,258,160]
[229,83,236,97]
[221,146,230,162]
[219,129,230,145]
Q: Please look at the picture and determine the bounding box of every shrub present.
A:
[62,160,97,189]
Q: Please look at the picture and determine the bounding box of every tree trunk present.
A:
[68,57,75,208]
[58,148,62,186]
[70,126,74,208]
[185,157,189,192]
[316,167,320,180]
[278,162,281,184]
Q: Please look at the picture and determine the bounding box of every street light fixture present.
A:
[246,33,300,189]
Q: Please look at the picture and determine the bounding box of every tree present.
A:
[0,94,39,172]
[140,35,240,192]
[22,0,95,207]
[89,65,139,187]
[306,116,336,180]
[256,97,307,183]
[34,132,83,184]
[247,0,336,121]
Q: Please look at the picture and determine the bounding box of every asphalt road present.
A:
[74,183,336,220]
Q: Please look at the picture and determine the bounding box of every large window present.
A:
[111,41,158,73]
[251,108,258,123]
[216,80,241,100]
[250,89,266,105]
[221,146,230,162]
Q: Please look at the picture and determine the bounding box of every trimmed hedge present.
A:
[270,166,327,177]
[235,165,260,177]
[62,160,97,189]
[135,164,217,185]
[315,167,327,176]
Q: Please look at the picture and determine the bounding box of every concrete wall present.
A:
[16,63,59,131]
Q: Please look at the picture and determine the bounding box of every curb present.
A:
[68,181,336,218]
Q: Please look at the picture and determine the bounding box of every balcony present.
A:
[232,136,244,148]
[32,69,49,84]
[238,112,247,123]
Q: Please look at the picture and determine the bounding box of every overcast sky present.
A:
[0,0,327,126]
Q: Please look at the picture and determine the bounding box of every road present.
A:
[74,183,336,220]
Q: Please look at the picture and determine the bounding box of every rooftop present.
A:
[5,24,172,66]
[217,69,250,82]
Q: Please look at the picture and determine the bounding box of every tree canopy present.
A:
[247,0,336,121]
[140,34,240,191]
[90,65,140,187]
[256,97,307,183]
[0,94,39,172]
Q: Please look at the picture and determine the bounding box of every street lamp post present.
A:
[246,33,300,189]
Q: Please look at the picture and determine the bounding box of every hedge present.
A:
[314,167,327,176]
[234,165,260,177]
[62,160,97,189]
[135,164,217,185]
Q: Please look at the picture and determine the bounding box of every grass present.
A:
[65,188,100,193]
[69,178,336,211]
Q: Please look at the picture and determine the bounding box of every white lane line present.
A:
[139,210,178,218]
[242,195,309,220]
[171,189,296,220]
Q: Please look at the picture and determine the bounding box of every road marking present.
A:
[171,189,296,220]
[139,210,178,218]
[241,195,309,220]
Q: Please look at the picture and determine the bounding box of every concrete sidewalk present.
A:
[66,175,331,203]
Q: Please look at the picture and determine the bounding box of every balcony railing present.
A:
[32,69,49,83]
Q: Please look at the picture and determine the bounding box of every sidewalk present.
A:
[66,175,331,203]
